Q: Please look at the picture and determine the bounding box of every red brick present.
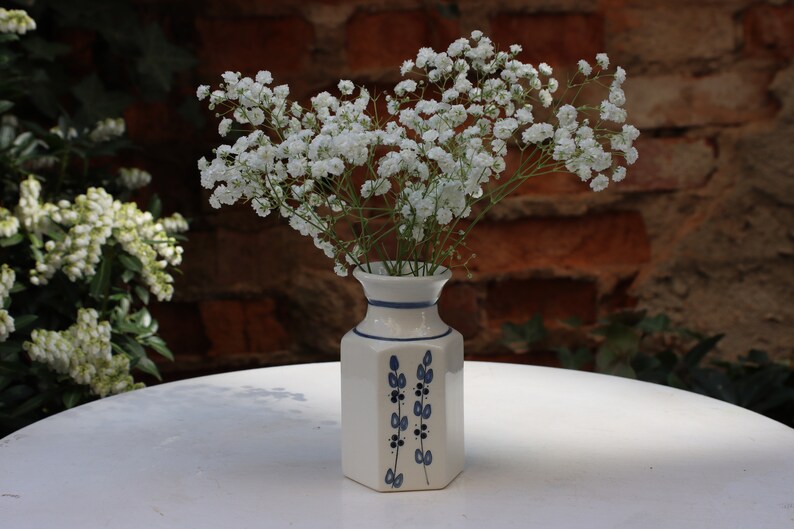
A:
[502,147,585,196]
[149,302,211,359]
[606,7,735,66]
[438,282,481,339]
[624,69,775,129]
[464,212,651,275]
[486,278,597,328]
[199,298,290,356]
[620,137,715,192]
[744,5,794,59]
[346,10,460,72]
[124,100,184,144]
[196,16,314,77]
[490,13,604,70]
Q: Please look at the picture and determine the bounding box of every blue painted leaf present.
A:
[422,403,432,419]
[415,449,424,464]
[391,413,399,429]
[385,468,395,485]
[389,355,399,371]
[417,365,425,380]
[424,350,432,366]
[393,473,404,488]
[400,416,409,430]
[424,368,434,384]
[388,372,398,388]
[424,450,433,465]
[413,401,422,416]
[398,373,407,388]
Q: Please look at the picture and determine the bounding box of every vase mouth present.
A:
[352,261,451,281]
[352,261,451,306]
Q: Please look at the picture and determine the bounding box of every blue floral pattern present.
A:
[385,355,407,488]
[413,350,433,485]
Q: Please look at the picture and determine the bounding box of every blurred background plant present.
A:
[0,2,194,436]
[503,310,794,428]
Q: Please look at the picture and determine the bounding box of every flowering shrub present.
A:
[199,31,639,277]
[0,8,189,435]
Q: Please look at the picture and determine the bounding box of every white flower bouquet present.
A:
[198,31,639,277]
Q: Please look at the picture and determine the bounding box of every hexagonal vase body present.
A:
[341,262,464,492]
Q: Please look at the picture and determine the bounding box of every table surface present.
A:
[1,361,793,529]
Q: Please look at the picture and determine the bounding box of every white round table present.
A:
[2,362,793,528]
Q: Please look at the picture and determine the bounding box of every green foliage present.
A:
[0,2,190,437]
[502,311,794,427]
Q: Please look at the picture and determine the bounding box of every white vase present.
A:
[341,261,464,492]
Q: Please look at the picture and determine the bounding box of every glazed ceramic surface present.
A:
[340,262,464,492]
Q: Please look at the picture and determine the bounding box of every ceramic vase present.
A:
[340,261,464,492]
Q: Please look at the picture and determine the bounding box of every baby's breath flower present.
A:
[400,60,415,75]
[578,59,592,76]
[590,174,609,191]
[596,53,610,69]
[338,80,354,96]
[196,85,210,100]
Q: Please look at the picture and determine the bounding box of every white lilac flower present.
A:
[118,167,152,190]
[578,59,592,76]
[596,53,610,69]
[0,8,36,34]
[590,174,609,191]
[0,310,14,342]
[89,118,125,142]
[0,207,19,238]
[24,308,143,397]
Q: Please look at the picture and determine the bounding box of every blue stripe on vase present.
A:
[367,299,437,309]
[352,327,452,342]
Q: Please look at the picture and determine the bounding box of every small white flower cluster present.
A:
[114,204,184,300]
[12,176,183,301]
[0,206,20,238]
[198,32,638,276]
[23,308,143,397]
[89,117,126,142]
[118,167,152,190]
[0,264,16,342]
[0,8,36,35]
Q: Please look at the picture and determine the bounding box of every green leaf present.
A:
[637,313,671,333]
[557,346,592,370]
[11,314,37,331]
[11,391,50,417]
[682,334,724,369]
[72,74,131,125]
[0,233,24,247]
[133,356,162,381]
[148,195,162,219]
[118,335,145,358]
[144,337,174,361]
[134,285,150,305]
[0,100,14,114]
[134,25,196,95]
[21,37,70,61]
[121,269,135,283]
[62,390,84,409]
[89,256,112,301]
[118,253,143,273]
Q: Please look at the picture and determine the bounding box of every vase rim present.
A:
[353,261,451,282]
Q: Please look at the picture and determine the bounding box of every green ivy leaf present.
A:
[134,25,195,95]
[72,74,131,126]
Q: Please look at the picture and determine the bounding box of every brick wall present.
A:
[130,0,794,378]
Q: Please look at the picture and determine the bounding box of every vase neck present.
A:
[355,303,449,341]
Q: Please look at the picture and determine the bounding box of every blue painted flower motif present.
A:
[386,354,407,488]
[413,350,434,485]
